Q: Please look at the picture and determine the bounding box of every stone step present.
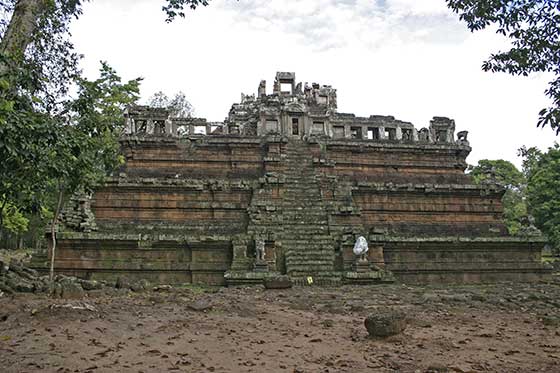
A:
[286,262,334,269]
[282,220,328,224]
[283,226,329,231]
[283,240,332,244]
[289,269,340,274]
[283,238,333,243]
[285,251,334,257]
[283,242,334,247]
[285,259,334,265]
[285,256,334,262]
[284,250,334,255]
[288,267,335,274]
[282,210,327,214]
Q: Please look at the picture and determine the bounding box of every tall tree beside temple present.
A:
[447,0,560,134]
[0,0,209,237]
[522,144,560,252]
[468,159,530,235]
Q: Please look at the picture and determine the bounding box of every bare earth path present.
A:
[1,283,560,372]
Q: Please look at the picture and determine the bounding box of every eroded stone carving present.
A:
[255,238,266,261]
[457,130,469,145]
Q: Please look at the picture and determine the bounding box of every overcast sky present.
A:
[70,0,557,168]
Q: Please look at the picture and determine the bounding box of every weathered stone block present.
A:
[60,281,85,299]
[264,276,292,289]
[364,308,407,337]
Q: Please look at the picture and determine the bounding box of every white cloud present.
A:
[69,0,557,168]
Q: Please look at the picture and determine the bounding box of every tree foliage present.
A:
[1,201,28,234]
[468,159,530,235]
[147,90,193,118]
[524,144,560,250]
[162,0,211,22]
[0,0,200,232]
[447,0,560,134]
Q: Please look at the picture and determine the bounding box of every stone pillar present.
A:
[165,119,173,136]
[147,120,155,134]
[379,127,386,139]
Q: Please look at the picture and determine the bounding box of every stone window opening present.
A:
[193,125,207,135]
[265,119,278,132]
[436,130,447,143]
[385,128,396,140]
[333,126,345,139]
[280,83,292,94]
[154,120,165,135]
[367,127,379,140]
[418,128,430,142]
[229,124,240,135]
[312,121,324,134]
[402,129,412,141]
[292,118,299,135]
[317,95,328,105]
[350,126,362,139]
[135,120,147,133]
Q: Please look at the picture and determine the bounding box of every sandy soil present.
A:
[1,282,560,373]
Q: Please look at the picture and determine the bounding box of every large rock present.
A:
[9,262,39,281]
[115,276,132,290]
[60,280,85,299]
[0,280,14,295]
[5,273,35,293]
[264,276,292,289]
[0,260,8,275]
[77,279,103,291]
[364,308,407,337]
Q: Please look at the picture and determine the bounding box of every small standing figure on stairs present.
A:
[353,236,369,261]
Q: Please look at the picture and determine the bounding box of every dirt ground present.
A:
[1,282,560,373]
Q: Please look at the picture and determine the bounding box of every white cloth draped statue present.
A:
[353,236,369,260]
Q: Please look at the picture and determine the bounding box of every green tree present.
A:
[43,62,140,279]
[524,143,560,251]
[468,159,530,235]
[447,0,560,133]
[0,0,206,253]
[0,0,216,76]
[1,201,28,235]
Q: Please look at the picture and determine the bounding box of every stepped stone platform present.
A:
[33,72,550,285]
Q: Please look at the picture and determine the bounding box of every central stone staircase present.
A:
[282,140,340,284]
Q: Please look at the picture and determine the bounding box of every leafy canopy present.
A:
[147,91,193,118]
[1,200,29,234]
[524,143,560,250]
[447,0,560,133]
[468,159,530,235]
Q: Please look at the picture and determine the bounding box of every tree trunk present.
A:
[0,0,49,76]
[49,186,64,281]
[0,197,6,231]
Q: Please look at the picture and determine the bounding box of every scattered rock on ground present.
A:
[189,299,212,312]
[264,276,292,289]
[77,279,103,291]
[115,276,132,290]
[365,308,407,337]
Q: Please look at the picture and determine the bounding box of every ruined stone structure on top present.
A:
[40,72,548,285]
